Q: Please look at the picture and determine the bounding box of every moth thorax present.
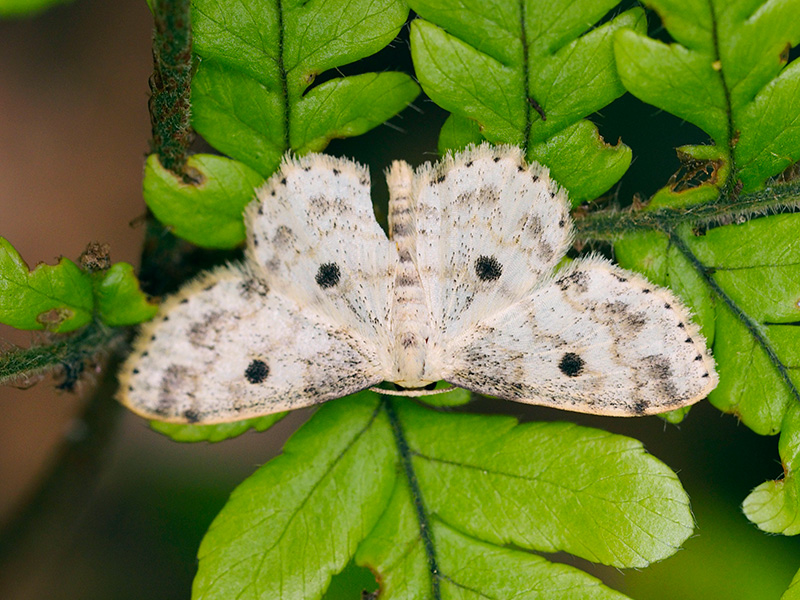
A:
[391,270,435,387]
[392,326,435,388]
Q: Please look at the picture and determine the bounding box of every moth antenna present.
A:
[369,386,458,397]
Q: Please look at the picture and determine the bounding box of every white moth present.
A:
[118,144,718,424]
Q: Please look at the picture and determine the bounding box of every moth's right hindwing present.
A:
[246,153,398,360]
[118,266,388,424]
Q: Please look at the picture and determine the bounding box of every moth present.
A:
[119,144,717,424]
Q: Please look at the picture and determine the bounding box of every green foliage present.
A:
[0,238,93,333]
[604,0,800,542]
[194,393,397,600]
[614,0,800,203]
[144,154,264,249]
[0,238,156,333]
[358,483,629,600]
[0,0,72,17]
[400,381,472,408]
[151,412,286,443]
[3,1,800,597]
[194,393,693,599]
[144,0,420,249]
[616,216,800,435]
[742,402,800,535]
[95,263,159,326]
[410,0,644,203]
[784,567,800,600]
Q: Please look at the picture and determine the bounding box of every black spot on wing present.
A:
[558,352,584,377]
[244,359,270,384]
[315,262,341,288]
[475,255,503,281]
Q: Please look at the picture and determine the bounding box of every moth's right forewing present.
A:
[118,266,389,424]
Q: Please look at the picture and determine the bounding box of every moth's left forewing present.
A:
[445,258,718,416]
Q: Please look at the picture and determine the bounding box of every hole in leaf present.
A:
[668,151,723,193]
[321,559,378,600]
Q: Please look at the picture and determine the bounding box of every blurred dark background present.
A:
[1,1,799,599]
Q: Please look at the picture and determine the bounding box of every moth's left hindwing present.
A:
[118,266,389,424]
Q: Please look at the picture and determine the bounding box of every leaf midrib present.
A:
[384,397,442,600]
[670,230,800,409]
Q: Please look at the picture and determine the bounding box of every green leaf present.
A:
[437,113,483,155]
[151,412,286,443]
[410,1,645,203]
[783,566,800,600]
[614,0,800,198]
[0,0,71,17]
[94,262,158,326]
[527,120,632,204]
[617,215,800,437]
[357,478,630,600]
[743,403,800,535]
[0,237,93,333]
[143,154,264,249]
[195,396,695,599]
[193,393,396,600]
[191,0,419,178]
[418,382,472,408]
[392,401,693,569]
[292,73,421,155]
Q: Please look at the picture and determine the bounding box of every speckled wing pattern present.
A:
[387,144,716,415]
[119,143,717,424]
[444,258,717,416]
[386,145,572,348]
[118,155,396,424]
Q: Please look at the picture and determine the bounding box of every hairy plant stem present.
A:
[149,0,194,175]
[0,322,122,387]
[575,179,800,242]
